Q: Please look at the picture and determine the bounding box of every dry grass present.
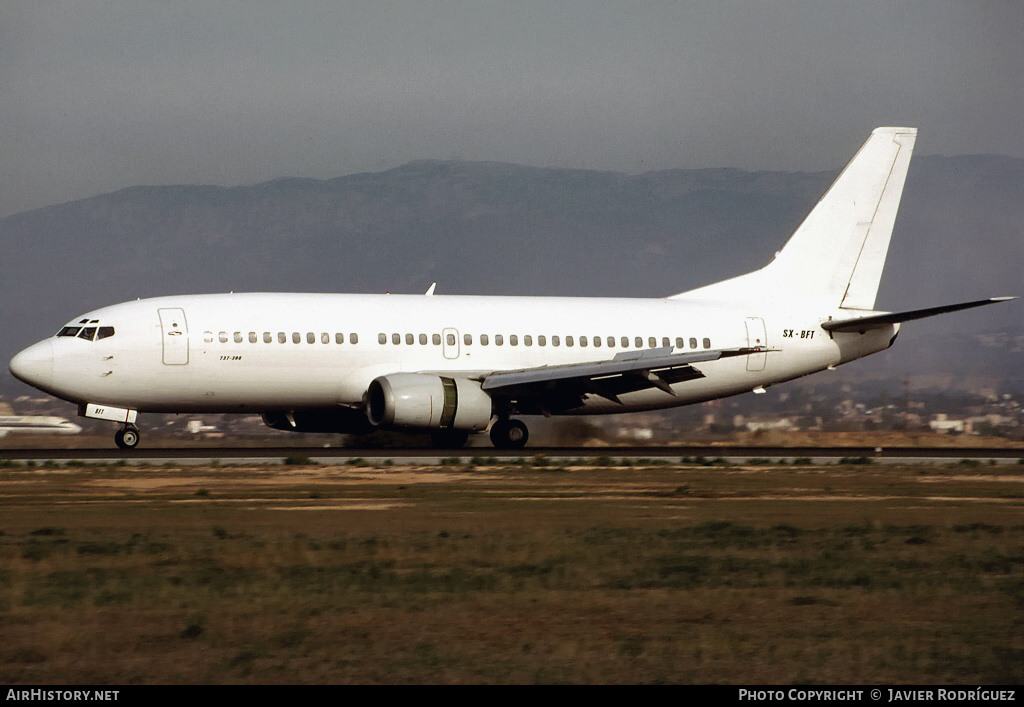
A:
[1,458,1022,684]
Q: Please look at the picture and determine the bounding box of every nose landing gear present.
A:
[490,418,529,449]
[114,425,140,450]
[79,404,140,450]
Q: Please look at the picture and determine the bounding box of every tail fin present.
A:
[672,127,917,310]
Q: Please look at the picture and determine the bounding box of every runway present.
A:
[2,444,1023,464]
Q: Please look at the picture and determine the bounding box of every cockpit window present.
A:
[57,325,115,340]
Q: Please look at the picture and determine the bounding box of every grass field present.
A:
[1,457,1022,684]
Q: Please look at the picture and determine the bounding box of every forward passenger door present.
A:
[158,308,189,365]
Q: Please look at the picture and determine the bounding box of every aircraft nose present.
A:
[9,340,54,390]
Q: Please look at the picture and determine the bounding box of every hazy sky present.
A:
[2,1,1021,217]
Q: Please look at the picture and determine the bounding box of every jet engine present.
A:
[366,373,493,431]
[261,407,374,435]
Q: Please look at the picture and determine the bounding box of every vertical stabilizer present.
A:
[834,128,917,310]
[672,127,917,309]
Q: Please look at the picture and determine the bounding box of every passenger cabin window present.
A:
[480,334,489,345]
[703,338,711,349]
[662,337,670,347]
[593,336,601,347]
[249,332,258,344]
[392,333,400,345]
[607,336,615,348]
[234,332,243,343]
[419,334,427,345]
[464,334,472,345]
[446,333,456,346]
[648,337,656,348]
[264,332,273,343]
[336,333,345,344]
[524,335,533,346]
[552,335,560,347]
[579,336,587,347]
[219,332,228,343]
[566,336,574,347]
[495,335,503,346]
[621,336,629,348]
[689,337,697,349]
[322,333,330,344]
[432,334,441,345]
[675,337,684,349]
[307,332,316,344]
[538,335,546,346]
[350,333,358,344]
[510,335,518,346]
[379,333,387,345]
[204,331,214,343]
[292,332,301,344]
[406,333,414,345]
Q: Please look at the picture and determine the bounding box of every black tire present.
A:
[490,419,528,449]
[114,426,140,450]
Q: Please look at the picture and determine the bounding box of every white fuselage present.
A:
[14,292,896,416]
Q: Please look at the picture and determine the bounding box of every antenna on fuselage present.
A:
[425,283,437,296]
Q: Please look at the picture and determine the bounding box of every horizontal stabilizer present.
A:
[822,297,1016,333]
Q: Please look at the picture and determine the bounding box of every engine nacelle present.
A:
[261,407,374,435]
[366,373,493,431]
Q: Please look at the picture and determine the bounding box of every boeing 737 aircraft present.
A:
[8,128,1015,450]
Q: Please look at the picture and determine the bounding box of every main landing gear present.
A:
[490,418,528,449]
[114,424,140,450]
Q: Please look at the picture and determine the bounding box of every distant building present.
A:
[186,419,222,436]
[929,414,967,434]
[733,415,798,432]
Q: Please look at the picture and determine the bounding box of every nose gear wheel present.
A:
[114,425,140,450]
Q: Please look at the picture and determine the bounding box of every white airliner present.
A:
[0,415,83,437]
[7,128,1014,450]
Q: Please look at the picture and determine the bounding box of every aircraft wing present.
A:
[822,297,1016,333]
[480,346,761,412]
